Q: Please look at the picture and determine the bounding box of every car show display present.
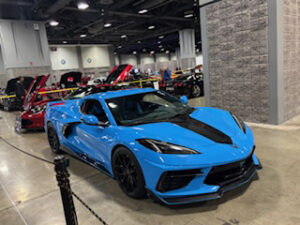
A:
[45,88,261,205]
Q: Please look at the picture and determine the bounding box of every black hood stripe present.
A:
[169,116,233,145]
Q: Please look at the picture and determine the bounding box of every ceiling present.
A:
[0,0,201,54]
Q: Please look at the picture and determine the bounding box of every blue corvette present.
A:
[45,88,262,205]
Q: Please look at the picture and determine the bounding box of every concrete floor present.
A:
[0,98,299,225]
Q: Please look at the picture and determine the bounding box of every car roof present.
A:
[88,88,156,100]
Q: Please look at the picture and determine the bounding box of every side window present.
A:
[81,100,109,123]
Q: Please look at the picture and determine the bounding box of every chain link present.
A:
[72,191,108,225]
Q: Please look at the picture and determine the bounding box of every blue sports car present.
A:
[45,88,262,205]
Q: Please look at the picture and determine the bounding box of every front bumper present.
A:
[143,151,261,205]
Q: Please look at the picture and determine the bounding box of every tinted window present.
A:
[81,99,109,123]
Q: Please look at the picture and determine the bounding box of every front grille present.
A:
[204,154,255,187]
[22,119,33,126]
[156,169,202,193]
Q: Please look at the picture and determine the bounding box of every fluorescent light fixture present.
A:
[138,9,148,14]
[104,23,112,28]
[148,25,155,30]
[133,51,137,54]
[184,13,193,18]
[121,34,127,38]
[158,35,164,39]
[77,1,89,10]
[49,20,59,26]
[62,41,67,44]
[80,34,87,38]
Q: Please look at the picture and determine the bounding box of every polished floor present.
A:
[0,101,299,225]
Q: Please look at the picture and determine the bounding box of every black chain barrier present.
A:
[0,136,108,225]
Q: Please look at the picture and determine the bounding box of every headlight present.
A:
[231,113,246,133]
[137,139,200,154]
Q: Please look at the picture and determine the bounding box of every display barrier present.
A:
[0,136,108,225]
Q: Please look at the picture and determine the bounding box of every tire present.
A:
[112,147,146,199]
[47,123,62,154]
[191,84,201,98]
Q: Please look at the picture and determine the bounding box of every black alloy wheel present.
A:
[47,124,62,154]
[192,84,201,98]
[112,147,146,198]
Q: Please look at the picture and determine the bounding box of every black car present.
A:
[160,72,204,98]
[0,77,34,111]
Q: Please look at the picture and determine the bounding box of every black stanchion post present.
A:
[54,155,78,225]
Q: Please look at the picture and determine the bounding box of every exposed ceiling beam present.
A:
[0,0,32,6]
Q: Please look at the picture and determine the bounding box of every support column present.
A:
[76,46,84,73]
[179,29,196,69]
[0,20,51,84]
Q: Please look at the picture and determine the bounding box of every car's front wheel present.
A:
[47,123,62,154]
[112,147,146,199]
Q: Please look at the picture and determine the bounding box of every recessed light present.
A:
[158,45,163,48]
[104,23,112,27]
[184,13,193,18]
[80,34,87,38]
[49,20,59,26]
[142,48,146,52]
[137,40,141,44]
[166,50,170,54]
[117,45,122,48]
[157,41,161,44]
[133,51,137,54]
[158,35,164,39]
[77,2,89,10]
[148,25,155,30]
[121,34,127,38]
[138,9,148,14]
[62,41,67,44]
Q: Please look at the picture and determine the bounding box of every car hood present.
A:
[120,107,253,155]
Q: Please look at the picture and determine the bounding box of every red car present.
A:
[15,75,67,132]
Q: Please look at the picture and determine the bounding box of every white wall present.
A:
[120,54,137,66]
[196,53,203,65]
[0,47,5,75]
[0,20,51,68]
[170,53,177,61]
[50,46,79,70]
[156,53,169,62]
[81,46,110,68]
[140,54,155,64]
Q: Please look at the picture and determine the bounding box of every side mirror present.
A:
[180,96,188,104]
[81,115,107,126]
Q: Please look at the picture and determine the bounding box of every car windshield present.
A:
[106,91,194,126]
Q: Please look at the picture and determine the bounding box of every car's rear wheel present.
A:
[112,147,146,199]
[47,124,62,154]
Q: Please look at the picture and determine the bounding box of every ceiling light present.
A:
[184,13,193,18]
[117,45,122,48]
[150,50,155,54]
[142,48,146,52]
[77,1,89,10]
[133,51,137,54]
[104,23,112,28]
[196,48,200,52]
[138,9,148,14]
[157,41,161,44]
[161,48,164,51]
[158,35,164,39]
[137,40,141,44]
[121,34,127,38]
[62,41,67,44]
[148,25,155,30]
[49,20,59,26]
[80,34,87,38]
[166,50,170,54]
[114,52,117,55]
[158,45,163,48]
